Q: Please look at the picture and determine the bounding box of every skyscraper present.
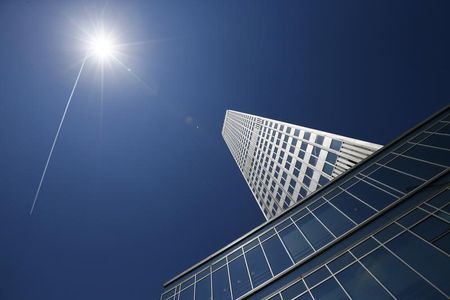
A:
[222,110,382,219]
[161,106,450,300]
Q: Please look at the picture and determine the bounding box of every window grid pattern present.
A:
[222,110,381,219]
[162,112,450,300]
[268,187,450,300]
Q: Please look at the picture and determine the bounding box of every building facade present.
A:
[222,110,382,219]
[161,106,450,300]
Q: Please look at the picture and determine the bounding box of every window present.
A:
[387,231,450,295]
[336,262,391,299]
[361,247,443,299]
[386,156,445,180]
[279,224,313,262]
[195,275,211,300]
[330,191,376,224]
[261,235,293,275]
[402,144,450,167]
[411,215,449,242]
[313,202,354,236]
[330,139,342,151]
[229,256,252,298]
[304,132,311,140]
[346,181,396,211]
[295,214,333,249]
[326,152,338,165]
[179,285,194,300]
[281,280,307,300]
[315,135,324,145]
[212,267,231,300]
[310,277,348,300]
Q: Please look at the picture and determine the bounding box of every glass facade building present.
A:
[161,106,450,300]
[222,110,382,219]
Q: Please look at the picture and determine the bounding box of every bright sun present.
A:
[88,32,117,62]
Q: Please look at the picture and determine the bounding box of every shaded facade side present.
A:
[222,110,382,220]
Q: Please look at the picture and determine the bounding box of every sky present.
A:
[0,0,449,299]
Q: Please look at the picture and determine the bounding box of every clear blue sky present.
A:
[0,1,449,299]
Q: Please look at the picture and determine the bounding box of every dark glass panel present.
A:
[179,285,194,300]
[327,252,354,273]
[374,223,403,243]
[398,208,427,227]
[212,267,231,300]
[387,231,450,295]
[330,191,376,224]
[369,166,424,194]
[245,245,272,287]
[229,256,252,299]
[330,140,342,151]
[420,134,450,150]
[347,181,396,211]
[325,152,337,165]
[428,189,450,208]
[295,214,333,249]
[310,278,348,300]
[434,232,450,254]
[350,238,378,258]
[403,144,450,167]
[261,235,293,275]
[361,247,445,299]
[304,266,331,288]
[336,262,391,299]
[279,224,314,262]
[281,280,307,300]
[195,275,211,300]
[386,156,445,180]
[411,216,450,242]
[313,202,354,236]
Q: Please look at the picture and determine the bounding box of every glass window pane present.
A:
[361,247,445,299]
[212,267,232,300]
[281,280,307,300]
[327,253,354,273]
[304,266,331,288]
[295,214,333,249]
[374,223,403,243]
[336,262,391,299]
[279,224,314,262]
[313,202,354,236]
[411,216,450,242]
[229,256,252,299]
[420,134,450,150]
[346,181,396,211]
[330,191,376,224]
[245,245,272,287]
[434,232,450,254]
[369,166,424,194]
[387,231,450,295]
[195,275,211,300]
[179,285,194,300]
[261,235,293,275]
[310,277,348,300]
[350,238,378,258]
[386,156,445,180]
[403,144,450,167]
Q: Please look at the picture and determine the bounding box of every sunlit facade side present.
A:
[161,106,450,300]
[221,110,382,219]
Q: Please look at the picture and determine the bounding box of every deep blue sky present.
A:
[0,1,449,299]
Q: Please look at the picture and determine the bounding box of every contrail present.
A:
[30,57,87,215]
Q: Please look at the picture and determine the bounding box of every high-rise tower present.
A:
[222,110,382,219]
[161,106,450,300]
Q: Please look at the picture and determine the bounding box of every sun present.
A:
[87,31,117,62]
